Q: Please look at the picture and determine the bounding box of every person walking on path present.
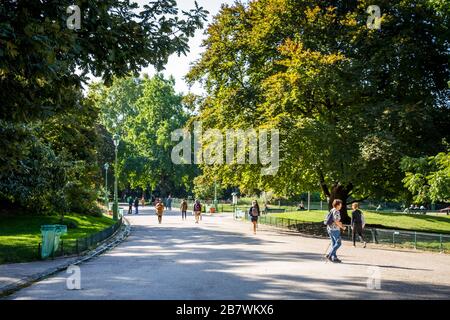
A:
[193,199,202,224]
[325,199,347,263]
[155,198,164,224]
[141,195,145,207]
[248,200,260,234]
[166,195,172,211]
[351,202,367,248]
[134,196,139,215]
[180,199,188,220]
[128,196,133,215]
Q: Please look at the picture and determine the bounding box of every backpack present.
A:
[324,209,335,226]
[194,203,201,212]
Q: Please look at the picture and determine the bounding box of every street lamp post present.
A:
[112,134,120,221]
[307,191,311,211]
[104,163,109,214]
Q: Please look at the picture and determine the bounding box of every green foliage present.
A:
[91,74,199,196]
[0,118,102,215]
[0,124,67,213]
[187,0,450,218]
[401,152,450,203]
[0,0,207,215]
[0,0,208,122]
[193,175,224,200]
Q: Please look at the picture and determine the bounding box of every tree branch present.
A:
[318,170,330,197]
[346,182,353,193]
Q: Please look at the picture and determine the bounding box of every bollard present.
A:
[393,231,399,247]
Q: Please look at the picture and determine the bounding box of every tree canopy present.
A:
[0,0,207,214]
[90,74,199,197]
[401,151,450,204]
[0,0,207,122]
[187,0,450,220]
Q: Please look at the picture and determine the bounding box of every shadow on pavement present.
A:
[7,216,450,300]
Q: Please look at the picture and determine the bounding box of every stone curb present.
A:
[0,217,131,298]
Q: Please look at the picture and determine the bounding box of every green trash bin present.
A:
[40,225,68,259]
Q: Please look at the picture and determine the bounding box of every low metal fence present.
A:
[252,215,450,253]
[38,217,123,260]
[0,244,42,264]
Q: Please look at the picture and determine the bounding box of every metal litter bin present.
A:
[40,224,68,259]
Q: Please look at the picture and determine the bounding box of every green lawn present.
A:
[269,210,450,234]
[0,214,115,264]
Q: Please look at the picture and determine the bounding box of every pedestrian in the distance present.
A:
[128,196,133,215]
[263,203,269,215]
[141,195,145,207]
[351,202,367,248]
[180,199,188,220]
[193,199,202,224]
[324,199,347,263]
[134,196,139,215]
[248,200,260,234]
[166,194,172,211]
[155,198,164,224]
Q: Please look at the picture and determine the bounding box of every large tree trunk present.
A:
[318,172,352,224]
[328,183,351,224]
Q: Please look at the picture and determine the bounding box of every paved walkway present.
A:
[5,206,450,299]
[0,257,79,293]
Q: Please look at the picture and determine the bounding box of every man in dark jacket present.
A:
[351,202,366,248]
[134,197,139,215]
[128,196,133,215]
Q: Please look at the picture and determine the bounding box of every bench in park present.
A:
[407,209,427,215]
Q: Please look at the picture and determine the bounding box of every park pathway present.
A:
[6,206,450,299]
